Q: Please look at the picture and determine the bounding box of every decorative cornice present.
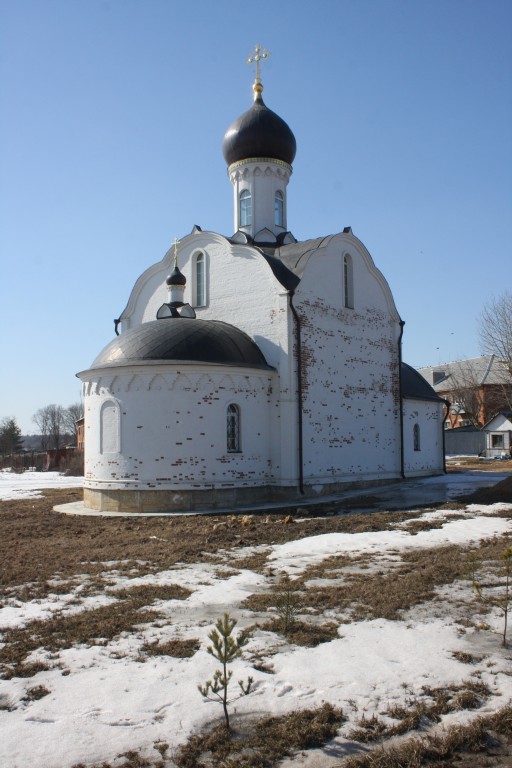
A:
[228,157,292,174]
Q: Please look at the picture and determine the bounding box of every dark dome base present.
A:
[91,318,271,369]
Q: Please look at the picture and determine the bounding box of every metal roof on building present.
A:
[90,319,273,370]
[401,362,445,402]
[418,355,508,391]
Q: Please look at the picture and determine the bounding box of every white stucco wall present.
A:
[485,413,512,456]
[79,363,278,492]
[291,233,403,486]
[403,399,445,476]
[117,231,298,485]
[228,159,291,237]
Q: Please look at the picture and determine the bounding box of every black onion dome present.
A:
[91,319,271,369]
[222,93,296,166]
[166,266,186,286]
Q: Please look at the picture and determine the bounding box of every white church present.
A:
[77,52,447,513]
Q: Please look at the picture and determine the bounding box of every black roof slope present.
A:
[401,362,444,402]
[227,235,332,291]
[91,319,272,370]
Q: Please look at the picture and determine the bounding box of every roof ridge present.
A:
[480,353,495,384]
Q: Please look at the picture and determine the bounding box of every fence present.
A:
[0,449,84,474]
[445,429,485,456]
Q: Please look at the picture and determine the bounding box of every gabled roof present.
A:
[418,355,508,391]
[482,410,512,429]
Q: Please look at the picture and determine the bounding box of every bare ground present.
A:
[2,475,512,766]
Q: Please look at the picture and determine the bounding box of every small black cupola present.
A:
[166,265,186,287]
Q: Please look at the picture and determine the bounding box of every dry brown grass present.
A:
[348,681,490,743]
[244,533,512,625]
[452,650,483,664]
[141,638,200,658]
[111,583,191,605]
[173,702,346,767]
[262,618,340,646]
[345,705,512,767]
[0,489,429,603]
[243,544,468,622]
[69,703,345,768]
[0,602,158,678]
[3,484,512,765]
[0,583,191,678]
[23,684,50,701]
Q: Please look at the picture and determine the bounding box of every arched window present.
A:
[343,254,354,309]
[227,404,241,452]
[274,190,284,227]
[100,400,120,454]
[413,423,421,451]
[240,189,252,227]
[193,252,206,307]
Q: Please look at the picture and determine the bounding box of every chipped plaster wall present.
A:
[79,363,277,493]
[117,233,298,486]
[402,399,445,475]
[293,234,403,486]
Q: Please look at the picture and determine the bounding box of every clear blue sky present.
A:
[1,0,511,434]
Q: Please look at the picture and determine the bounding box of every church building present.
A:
[77,51,447,513]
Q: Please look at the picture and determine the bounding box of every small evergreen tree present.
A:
[198,613,253,730]
[275,573,302,633]
[0,417,23,456]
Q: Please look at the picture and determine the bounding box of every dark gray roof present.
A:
[227,235,332,291]
[401,363,445,402]
[418,355,507,390]
[91,319,272,369]
[260,236,332,281]
[222,93,296,167]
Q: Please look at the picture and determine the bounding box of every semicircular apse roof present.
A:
[90,319,271,369]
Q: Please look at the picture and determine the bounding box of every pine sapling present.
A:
[198,613,253,730]
[473,547,512,647]
[275,573,302,634]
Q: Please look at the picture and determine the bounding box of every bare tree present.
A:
[32,404,65,450]
[448,360,486,427]
[480,292,512,410]
[63,402,84,446]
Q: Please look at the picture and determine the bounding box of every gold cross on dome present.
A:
[247,44,270,80]
[172,237,180,268]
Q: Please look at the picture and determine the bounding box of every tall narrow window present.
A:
[413,423,421,451]
[193,252,206,307]
[343,254,354,309]
[274,190,284,227]
[240,189,252,227]
[100,400,120,454]
[227,404,241,452]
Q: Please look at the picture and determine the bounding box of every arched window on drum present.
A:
[226,404,241,453]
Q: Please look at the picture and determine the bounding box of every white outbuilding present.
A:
[77,65,447,513]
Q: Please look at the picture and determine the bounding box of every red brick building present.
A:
[418,355,511,428]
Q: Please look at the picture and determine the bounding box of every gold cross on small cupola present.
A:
[172,237,180,268]
[247,44,270,97]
